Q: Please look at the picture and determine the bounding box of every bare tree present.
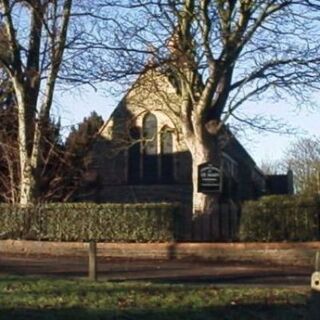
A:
[0,72,68,203]
[285,137,320,195]
[0,0,74,204]
[102,1,320,238]
[0,71,19,203]
[0,1,118,204]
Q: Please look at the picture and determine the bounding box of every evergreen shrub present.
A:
[239,195,320,242]
[0,203,181,242]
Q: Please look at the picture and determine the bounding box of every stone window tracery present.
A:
[127,113,175,184]
[142,113,158,183]
[160,127,174,183]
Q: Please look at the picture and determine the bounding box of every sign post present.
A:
[198,162,222,193]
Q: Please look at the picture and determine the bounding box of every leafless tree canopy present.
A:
[285,137,320,195]
[0,0,118,204]
[1,0,320,207]
[99,1,320,126]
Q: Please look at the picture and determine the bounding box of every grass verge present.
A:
[0,276,312,320]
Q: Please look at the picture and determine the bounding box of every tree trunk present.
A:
[190,135,221,241]
[20,160,37,206]
[14,81,38,206]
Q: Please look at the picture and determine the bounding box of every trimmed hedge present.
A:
[0,203,181,242]
[240,195,320,242]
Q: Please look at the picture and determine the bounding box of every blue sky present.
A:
[241,104,320,165]
[54,87,320,167]
[48,1,320,168]
[234,94,320,165]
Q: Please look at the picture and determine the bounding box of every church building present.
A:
[84,67,292,240]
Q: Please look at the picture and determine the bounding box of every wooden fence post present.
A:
[88,241,97,281]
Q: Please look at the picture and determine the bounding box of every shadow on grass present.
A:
[0,270,310,287]
[0,277,317,320]
[0,304,314,320]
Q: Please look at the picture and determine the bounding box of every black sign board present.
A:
[198,162,222,193]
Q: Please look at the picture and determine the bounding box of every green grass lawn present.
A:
[0,276,314,320]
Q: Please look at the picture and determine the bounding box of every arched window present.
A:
[142,113,158,183]
[160,128,174,183]
[128,127,141,184]
[127,113,175,185]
